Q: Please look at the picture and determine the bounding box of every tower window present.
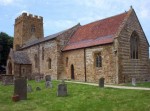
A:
[31,25,35,32]
[95,53,102,67]
[130,31,139,59]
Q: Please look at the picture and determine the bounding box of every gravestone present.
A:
[1,75,14,85]
[132,78,136,86]
[27,84,33,93]
[14,77,27,100]
[99,77,105,88]
[45,81,52,88]
[45,75,51,81]
[36,87,41,91]
[35,76,40,82]
[57,80,67,96]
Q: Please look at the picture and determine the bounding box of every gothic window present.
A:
[130,31,139,59]
[42,47,44,60]
[34,54,38,68]
[31,25,35,32]
[66,57,68,67]
[48,58,51,69]
[95,53,102,67]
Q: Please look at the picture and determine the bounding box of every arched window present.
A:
[48,58,51,69]
[130,31,139,59]
[66,57,68,67]
[34,54,38,68]
[95,53,102,67]
[42,47,44,60]
[31,25,35,32]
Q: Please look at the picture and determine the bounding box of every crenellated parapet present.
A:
[15,13,43,25]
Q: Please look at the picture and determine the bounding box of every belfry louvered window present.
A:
[130,31,139,59]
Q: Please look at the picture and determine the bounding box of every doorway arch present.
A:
[8,62,12,75]
[71,64,75,80]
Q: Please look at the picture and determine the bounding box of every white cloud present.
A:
[0,0,13,5]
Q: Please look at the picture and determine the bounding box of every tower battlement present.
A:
[15,13,43,25]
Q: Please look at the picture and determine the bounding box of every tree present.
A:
[0,32,13,66]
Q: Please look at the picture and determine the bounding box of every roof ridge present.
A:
[81,11,128,28]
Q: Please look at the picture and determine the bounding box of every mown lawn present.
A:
[0,80,150,111]
[120,82,150,88]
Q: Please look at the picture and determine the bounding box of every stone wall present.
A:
[62,49,85,81]
[85,44,117,84]
[62,44,117,84]
[23,39,58,79]
[118,9,150,83]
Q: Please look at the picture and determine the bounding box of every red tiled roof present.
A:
[63,12,127,51]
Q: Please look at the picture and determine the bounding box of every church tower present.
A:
[13,13,44,50]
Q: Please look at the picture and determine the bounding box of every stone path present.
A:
[65,81,150,91]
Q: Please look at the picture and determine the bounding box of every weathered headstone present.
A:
[14,77,27,100]
[45,81,52,88]
[57,80,67,96]
[99,77,105,88]
[1,75,14,85]
[45,75,51,81]
[36,87,41,91]
[132,78,136,86]
[35,76,40,82]
[27,84,33,93]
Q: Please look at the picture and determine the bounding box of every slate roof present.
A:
[63,12,128,51]
[9,49,31,64]
[21,24,79,49]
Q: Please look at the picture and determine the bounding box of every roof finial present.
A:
[130,5,133,9]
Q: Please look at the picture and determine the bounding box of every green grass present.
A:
[0,80,150,111]
[119,82,150,88]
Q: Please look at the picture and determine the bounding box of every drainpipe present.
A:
[84,48,87,82]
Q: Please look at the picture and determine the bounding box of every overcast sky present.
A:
[0,0,150,43]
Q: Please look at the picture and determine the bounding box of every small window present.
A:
[42,47,44,60]
[48,58,51,69]
[95,53,102,67]
[66,57,68,67]
[31,25,35,32]
[34,54,38,68]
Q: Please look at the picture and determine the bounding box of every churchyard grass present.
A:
[119,82,150,88]
[0,80,150,111]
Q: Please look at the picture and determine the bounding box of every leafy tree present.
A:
[0,32,13,66]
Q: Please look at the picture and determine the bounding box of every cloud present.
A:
[0,0,13,5]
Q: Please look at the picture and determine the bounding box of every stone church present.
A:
[6,7,150,84]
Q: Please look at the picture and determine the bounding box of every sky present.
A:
[0,0,150,43]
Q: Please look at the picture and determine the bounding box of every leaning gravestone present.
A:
[57,80,67,97]
[99,77,105,88]
[132,78,136,86]
[45,81,52,88]
[14,77,27,100]
[27,84,33,93]
[45,75,51,81]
